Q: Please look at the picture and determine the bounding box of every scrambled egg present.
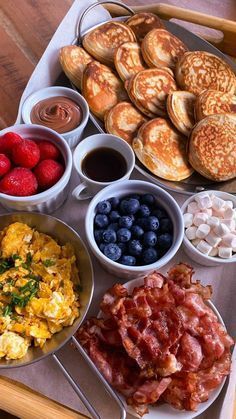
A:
[0,222,81,360]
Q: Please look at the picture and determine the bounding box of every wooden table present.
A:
[0,0,235,130]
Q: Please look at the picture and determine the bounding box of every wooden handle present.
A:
[0,376,89,419]
[105,2,236,56]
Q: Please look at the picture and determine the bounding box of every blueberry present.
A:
[141,194,155,206]
[128,240,143,256]
[99,243,106,253]
[117,242,127,253]
[143,231,157,247]
[104,243,122,261]
[120,255,136,266]
[94,214,109,228]
[152,207,168,220]
[109,197,120,209]
[119,215,133,229]
[102,229,117,243]
[94,229,104,244]
[120,198,140,215]
[109,210,120,222]
[97,200,111,215]
[143,216,160,232]
[131,225,144,239]
[107,222,119,232]
[128,194,141,200]
[157,233,173,250]
[160,218,173,233]
[138,204,151,218]
[117,228,131,243]
[142,248,158,264]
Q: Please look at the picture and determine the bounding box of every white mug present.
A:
[72,133,135,200]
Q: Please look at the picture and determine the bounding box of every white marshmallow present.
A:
[212,196,225,211]
[192,238,201,246]
[205,232,222,248]
[201,208,213,216]
[218,246,232,259]
[185,226,197,240]
[224,200,234,210]
[207,216,220,228]
[193,212,208,227]
[209,247,218,257]
[223,207,235,220]
[187,202,199,214]
[222,219,236,231]
[222,233,236,248]
[196,224,210,239]
[195,193,212,209]
[214,223,230,238]
[212,208,225,218]
[196,240,212,255]
[183,213,193,228]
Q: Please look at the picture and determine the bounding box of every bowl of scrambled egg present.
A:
[0,212,94,367]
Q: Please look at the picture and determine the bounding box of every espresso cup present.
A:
[72,134,135,200]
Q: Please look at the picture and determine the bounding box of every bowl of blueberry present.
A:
[85,180,184,279]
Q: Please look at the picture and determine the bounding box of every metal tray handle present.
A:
[76,0,134,43]
[52,336,126,419]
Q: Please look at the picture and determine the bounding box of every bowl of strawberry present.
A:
[0,124,72,212]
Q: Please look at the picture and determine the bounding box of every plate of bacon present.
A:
[77,263,234,417]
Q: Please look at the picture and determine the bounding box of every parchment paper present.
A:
[0,1,235,418]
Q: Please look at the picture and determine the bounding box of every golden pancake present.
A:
[188,114,236,181]
[126,12,164,43]
[167,91,196,136]
[126,68,177,117]
[104,101,147,145]
[82,21,136,67]
[82,61,128,120]
[141,29,188,69]
[133,118,193,181]
[195,90,236,121]
[59,45,93,89]
[125,77,156,118]
[176,51,236,95]
[114,42,146,81]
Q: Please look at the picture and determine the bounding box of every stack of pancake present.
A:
[59,12,236,183]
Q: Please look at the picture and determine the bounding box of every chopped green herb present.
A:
[0,283,3,289]
[0,257,14,274]
[12,254,21,261]
[3,305,12,316]
[21,252,33,270]
[2,275,41,315]
[42,259,55,267]
[25,273,42,282]
[6,278,15,286]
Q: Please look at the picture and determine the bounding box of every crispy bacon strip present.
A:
[76,264,234,416]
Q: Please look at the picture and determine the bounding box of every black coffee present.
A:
[82,147,127,182]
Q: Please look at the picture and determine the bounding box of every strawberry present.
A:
[12,139,40,169]
[0,168,38,196]
[34,159,64,190]
[0,154,11,177]
[37,141,60,161]
[0,132,23,154]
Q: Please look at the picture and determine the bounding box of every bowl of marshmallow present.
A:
[181,191,236,266]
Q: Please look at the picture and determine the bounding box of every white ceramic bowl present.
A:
[21,86,89,148]
[85,180,184,279]
[0,124,72,213]
[181,190,236,267]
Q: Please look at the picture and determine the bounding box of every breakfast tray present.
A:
[1,1,236,418]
